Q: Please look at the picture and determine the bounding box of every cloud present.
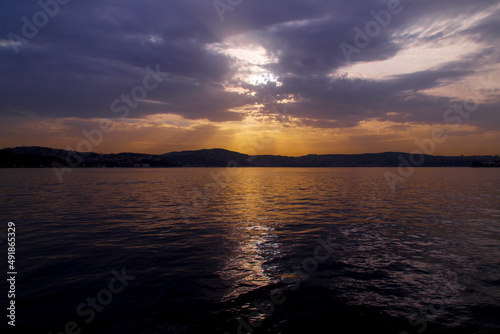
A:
[0,0,499,153]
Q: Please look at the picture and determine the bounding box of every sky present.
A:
[0,0,499,156]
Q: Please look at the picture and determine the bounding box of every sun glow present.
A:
[207,38,280,87]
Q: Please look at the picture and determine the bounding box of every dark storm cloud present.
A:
[0,0,243,121]
[245,0,500,128]
[252,48,498,128]
[0,0,498,127]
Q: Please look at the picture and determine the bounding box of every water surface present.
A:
[0,168,499,333]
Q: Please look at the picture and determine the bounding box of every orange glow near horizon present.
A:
[1,113,499,156]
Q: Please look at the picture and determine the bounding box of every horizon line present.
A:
[2,145,499,158]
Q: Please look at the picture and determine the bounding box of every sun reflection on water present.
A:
[218,222,280,301]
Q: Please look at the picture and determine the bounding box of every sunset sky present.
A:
[1,0,499,156]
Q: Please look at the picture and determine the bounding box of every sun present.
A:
[207,38,280,87]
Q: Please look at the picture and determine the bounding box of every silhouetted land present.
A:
[0,146,498,168]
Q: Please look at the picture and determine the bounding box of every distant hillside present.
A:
[0,146,498,168]
[0,150,68,168]
[165,149,496,168]
[0,146,178,168]
[165,149,252,167]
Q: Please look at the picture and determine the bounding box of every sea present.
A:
[0,167,499,333]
